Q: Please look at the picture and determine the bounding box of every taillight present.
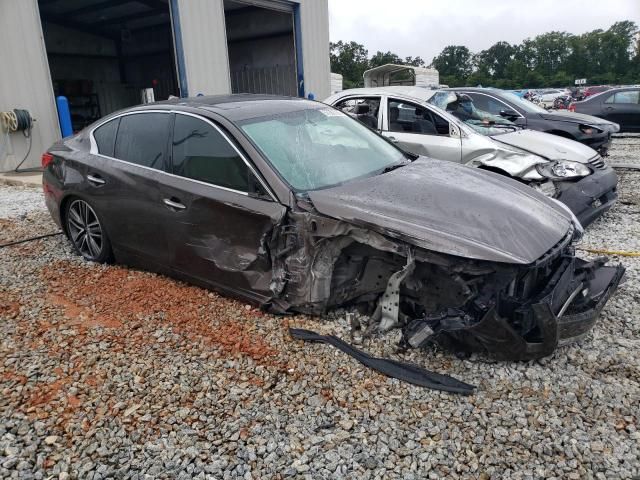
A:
[568,103,576,112]
[41,153,54,168]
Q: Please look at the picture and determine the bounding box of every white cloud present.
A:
[329,0,640,62]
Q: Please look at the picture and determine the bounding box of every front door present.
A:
[382,97,462,161]
[162,112,286,301]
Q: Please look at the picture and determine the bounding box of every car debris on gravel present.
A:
[1,136,639,479]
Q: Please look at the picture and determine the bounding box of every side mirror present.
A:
[449,124,461,138]
[500,109,519,119]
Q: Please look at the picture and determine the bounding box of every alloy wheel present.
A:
[67,199,104,260]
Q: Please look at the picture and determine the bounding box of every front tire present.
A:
[65,198,112,263]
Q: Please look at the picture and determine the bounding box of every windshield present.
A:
[239,107,405,192]
[429,91,518,136]
[499,91,548,113]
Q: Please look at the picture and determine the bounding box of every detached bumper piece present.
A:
[289,328,476,395]
[402,258,625,361]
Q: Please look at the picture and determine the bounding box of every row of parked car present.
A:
[513,85,640,132]
[41,86,625,361]
[326,86,619,228]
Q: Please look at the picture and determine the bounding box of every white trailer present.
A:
[363,64,439,88]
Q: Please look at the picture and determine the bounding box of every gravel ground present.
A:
[1,138,639,479]
[608,133,640,167]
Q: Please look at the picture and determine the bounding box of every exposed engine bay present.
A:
[269,209,624,361]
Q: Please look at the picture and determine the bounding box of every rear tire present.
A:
[64,198,113,263]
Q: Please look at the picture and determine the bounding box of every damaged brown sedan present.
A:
[43,95,625,361]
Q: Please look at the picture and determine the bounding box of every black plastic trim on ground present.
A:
[289,328,476,395]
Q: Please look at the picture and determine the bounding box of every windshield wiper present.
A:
[380,162,407,174]
[480,123,519,130]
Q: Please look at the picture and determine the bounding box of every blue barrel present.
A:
[56,96,73,137]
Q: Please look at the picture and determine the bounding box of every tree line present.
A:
[330,20,640,89]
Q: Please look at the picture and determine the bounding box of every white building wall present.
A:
[299,0,330,100]
[0,0,60,171]
[176,0,232,96]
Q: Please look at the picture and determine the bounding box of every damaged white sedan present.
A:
[326,87,618,228]
[44,95,624,363]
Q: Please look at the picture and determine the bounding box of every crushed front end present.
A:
[271,211,625,361]
[400,231,625,360]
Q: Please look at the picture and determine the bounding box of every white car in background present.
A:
[325,86,618,227]
[537,89,571,108]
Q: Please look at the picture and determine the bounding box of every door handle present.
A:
[163,198,186,210]
[87,174,106,186]
[605,106,614,111]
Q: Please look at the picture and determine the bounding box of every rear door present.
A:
[162,112,286,301]
[601,90,640,130]
[382,97,461,161]
[89,111,173,268]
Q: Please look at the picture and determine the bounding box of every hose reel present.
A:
[1,109,36,173]
[1,109,33,136]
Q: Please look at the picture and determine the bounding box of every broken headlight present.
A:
[536,161,590,180]
[579,124,603,135]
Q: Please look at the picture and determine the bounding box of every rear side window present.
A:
[334,97,381,129]
[172,114,264,194]
[93,118,120,157]
[114,113,171,170]
[605,91,640,104]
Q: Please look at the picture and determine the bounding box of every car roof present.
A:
[448,87,502,93]
[151,94,322,122]
[328,86,438,102]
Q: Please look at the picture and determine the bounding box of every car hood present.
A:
[491,129,597,163]
[309,158,573,264]
[539,110,617,128]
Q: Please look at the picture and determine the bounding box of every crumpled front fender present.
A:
[464,148,546,180]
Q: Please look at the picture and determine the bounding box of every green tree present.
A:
[330,41,369,88]
[370,51,403,68]
[475,41,516,79]
[404,56,426,67]
[332,20,639,90]
[431,45,473,80]
[530,31,572,78]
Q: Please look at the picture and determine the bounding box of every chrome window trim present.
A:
[89,109,278,201]
[465,92,525,119]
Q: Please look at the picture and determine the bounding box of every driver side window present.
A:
[387,99,448,136]
[172,114,268,197]
[467,94,505,115]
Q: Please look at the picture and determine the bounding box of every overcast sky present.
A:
[328,0,640,62]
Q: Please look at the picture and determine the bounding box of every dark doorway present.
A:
[224,0,298,96]
[38,0,179,132]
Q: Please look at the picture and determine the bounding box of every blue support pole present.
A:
[170,0,189,98]
[56,96,73,138]
[293,4,305,98]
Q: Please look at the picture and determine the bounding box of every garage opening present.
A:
[37,0,179,133]
[224,0,299,97]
